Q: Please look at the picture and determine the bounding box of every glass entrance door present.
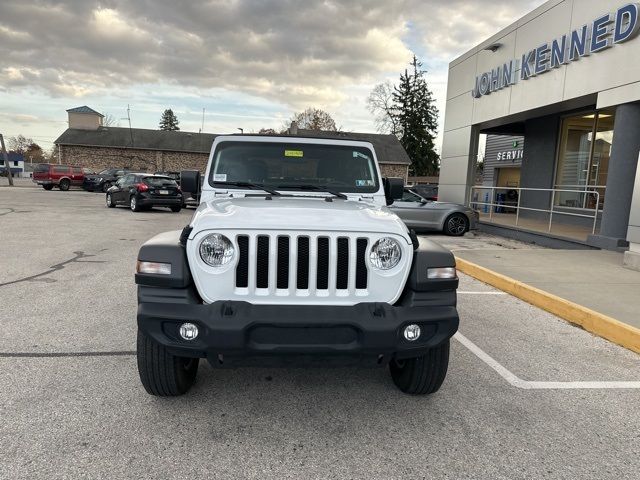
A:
[554,110,615,210]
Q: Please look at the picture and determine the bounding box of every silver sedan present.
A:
[390,188,479,236]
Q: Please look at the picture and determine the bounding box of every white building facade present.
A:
[440,0,640,268]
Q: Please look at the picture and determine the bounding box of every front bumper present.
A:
[137,300,459,365]
[83,180,103,191]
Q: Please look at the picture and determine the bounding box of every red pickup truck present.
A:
[33,164,92,191]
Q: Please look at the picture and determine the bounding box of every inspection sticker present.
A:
[213,173,227,182]
[285,150,304,157]
[356,180,374,187]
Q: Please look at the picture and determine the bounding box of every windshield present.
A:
[143,176,177,187]
[98,169,114,175]
[209,141,379,194]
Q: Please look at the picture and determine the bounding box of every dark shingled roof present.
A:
[54,127,410,165]
[66,106,104,116]
[55,127,218,153]
[294,129,410,165]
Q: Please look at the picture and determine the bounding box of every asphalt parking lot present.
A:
[1,187,639,479]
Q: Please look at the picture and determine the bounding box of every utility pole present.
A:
[0,134,14,187]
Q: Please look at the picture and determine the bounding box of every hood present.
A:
[190,196,411,239]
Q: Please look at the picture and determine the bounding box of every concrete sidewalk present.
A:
[453,247,640,331]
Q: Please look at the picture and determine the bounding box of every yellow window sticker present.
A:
[284,150,304,157]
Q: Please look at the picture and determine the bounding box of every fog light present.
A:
[403,324,421,341]
[179,323,199,341]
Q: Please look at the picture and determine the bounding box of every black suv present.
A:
[84,168,130,192]
[106,173,183,212]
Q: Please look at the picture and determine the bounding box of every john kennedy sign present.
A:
[472,3,640,98]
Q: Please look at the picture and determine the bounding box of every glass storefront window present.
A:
[554,110,615,210]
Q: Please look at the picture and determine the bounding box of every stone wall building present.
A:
[54,107,411,180]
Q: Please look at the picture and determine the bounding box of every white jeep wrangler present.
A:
[135,135,459,396]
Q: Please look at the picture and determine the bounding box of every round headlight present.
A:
[199,234,235,267]
[370,237,402,270]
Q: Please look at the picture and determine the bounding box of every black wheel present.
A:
[170,206,182,213]
[444,213,469,236]
[106,193,116,208]
[43,184,54,191]
[389,340,450,395]
[102,182,112,192]
[58,179,70,191]
[136,330,199,396]
[130,195,142,212]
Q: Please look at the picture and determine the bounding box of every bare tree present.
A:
[258,128,279,135]
[8,134,34,154]
[288,108,337,132]
[103,113,119,127]
[367,81,399,135]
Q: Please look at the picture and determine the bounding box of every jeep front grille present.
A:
[235,234,369,294]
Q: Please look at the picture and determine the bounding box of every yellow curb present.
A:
[455,256,640,354]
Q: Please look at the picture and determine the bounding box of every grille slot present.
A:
[297,237,310,289]
[356,238,368,289]
[236,236,249,288]
[336,237,349,290]
[317,237,329,290]
[277,236,289,289]
[256,236,269,288]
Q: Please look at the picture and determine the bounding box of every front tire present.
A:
[444,213,469,236]
[389,340,450,395]
[102,182,111,192]
[43,184,54,191]
[58,179,70,191]
[136,330,199,396]
[106,193,116,208]
[170,205,182,212]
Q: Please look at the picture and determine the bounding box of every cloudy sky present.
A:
[0,0,545,153]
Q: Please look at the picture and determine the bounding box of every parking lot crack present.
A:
[0,251,104,288]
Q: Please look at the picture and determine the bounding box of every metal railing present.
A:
[469,186,603,235]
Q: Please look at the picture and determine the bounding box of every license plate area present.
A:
[159,189,169,195]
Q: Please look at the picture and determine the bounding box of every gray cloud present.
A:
[0,0,544,109]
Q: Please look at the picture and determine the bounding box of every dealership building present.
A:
[440,0,640,269]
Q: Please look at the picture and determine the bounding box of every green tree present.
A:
[369,56,440,175]
[393,56,439,176]
[159,109,180,131]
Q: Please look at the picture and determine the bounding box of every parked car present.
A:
[412,184,439,201]
[33,163,86,191]
[83,168,130,192]
[390,188,479,236]
[106,173,183,212]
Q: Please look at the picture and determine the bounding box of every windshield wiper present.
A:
[276,184,347,200]
[215,181,280,196]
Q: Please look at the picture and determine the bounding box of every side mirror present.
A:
[383,177,404,205]
[181,170,201,194]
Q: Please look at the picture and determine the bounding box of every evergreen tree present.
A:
[159,109,180,131]
[391,56,440,175]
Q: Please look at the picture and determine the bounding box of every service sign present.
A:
[472,3,640,98]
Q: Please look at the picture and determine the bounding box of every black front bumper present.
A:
[137,300,459,366]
